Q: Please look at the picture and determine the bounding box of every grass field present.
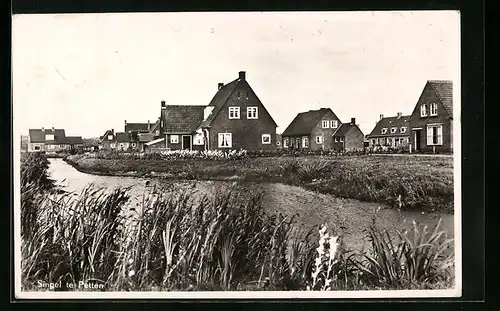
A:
[66,154,454,213]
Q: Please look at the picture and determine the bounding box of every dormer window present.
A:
[45,134,54,141]
[108,135,113,140]
[400,127,407,133]
[322,120,329,128]
[430,102,438,116]
[390,127,397,134]
[229,107,240,119]
[330,120,338,128]
[381,128,388,134]
[420,104,428,117]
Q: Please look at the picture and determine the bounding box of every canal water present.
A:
[47,158,455,250]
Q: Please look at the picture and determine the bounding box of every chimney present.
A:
[397,112,402,118]
[379,114,384,120]
[161,100,166,109]
[42,127,45,132]
[125,120,127,125]
[148,120,150,130]
[218,83,224,90]
[52,126,55,131]
[238,71,246,80]
[351,118,356,125]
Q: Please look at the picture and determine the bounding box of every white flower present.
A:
[128,270,135,277]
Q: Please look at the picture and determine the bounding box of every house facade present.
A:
[409,80,453,153]
[160,103,206,151]
[331,118,365,152]
[367,113,410,150]
[28,128,83,152]
[281,108,342,150]
[197,71,278,151]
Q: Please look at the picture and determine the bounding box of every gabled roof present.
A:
[161,105,205,133]
[64,136,84,144]
[148,120,160,134]
[100,129,114,142]
[199,79,240,128]
[332,123,364,137]
[282,108,336,136]
[367,115,410,138]
[29,129,66,143]
[125,123,150,132]
[427,80,453,117]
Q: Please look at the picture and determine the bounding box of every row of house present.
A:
[27,127,84,152]
[97,71,453,154]
[366,80,453,153]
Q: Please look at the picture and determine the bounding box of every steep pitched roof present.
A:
[428,80,453,117]
[125,123,150,132]
[29,129,66,143]
[333,123,353,136]
[282,108,333,136]
[100,129,114,141]
[199,79,240,128]
[367,115,410,138]
[161,105,205,133]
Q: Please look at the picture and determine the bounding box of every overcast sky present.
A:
[12,11,460,138]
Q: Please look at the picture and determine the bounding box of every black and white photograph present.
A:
[13,11,461,299]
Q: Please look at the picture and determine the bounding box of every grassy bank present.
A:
[65,154,454,213]
[21,153,454,291]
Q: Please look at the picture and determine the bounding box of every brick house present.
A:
[197,71,278,151]
[367,113,411,151]
[331,118,365,152]
[28,127,83,152]
[409,80,453,153]
[160,104,206,151]
[281,108,342,150]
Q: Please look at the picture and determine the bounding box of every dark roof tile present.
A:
[367,115,410,138]
[282,108,334,136]
[29,129,66,143]
[428,80,453,117]
[161,105,205,133]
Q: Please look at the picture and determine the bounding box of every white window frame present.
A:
[316,136,323,144]
[45,134,55,141]
[426,124,443,146]
[108,135,113,140]
[340,137,344,142]
[131,142,136,147]
[400,127,407,133]
[381,128,388,134]
[430,102,438,116]
[229,107,240,119]
[193,133,204,145]
[170,135,179,144]
[261,134,271,144]
[218,133,232,148]
[283,138,289,148]
[276,141,281,146]
[420,104,428,117]
[390,127,397,134]
[330,120,338,128]
[334,137,338,142]
[302,137,309,148]
[247,107,258,119]
[110,143,116,148]
[322,120,329,128]
[47,144,54,150]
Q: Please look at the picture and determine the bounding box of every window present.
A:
[420,104,428,117]
[193,133,204,145]
[131,143,136,147]
[283,138,289,148]
[390,127,397,134]
[229,107,240,119]
[427,125,443,146]
[247,107,258,119]
[371,139,376,145]
[330,120,338,128]
[276,141,281,146]
[295,138,300,148]
[110,143,116,148]
[170,135,179,144]
[340,137,344,142]
[45,134,54,141]
[407,137,410,143]
[302,137,309,148]
[322,120,329,128]
[334,137,338,142]
[430,102,438,116]
[60,144,64,148]
[218,133,232,148]
[316,136,323,144]
[34,146,40,150]
[47,144,54,150]
[262,134,271,144]
[108,135,113,140]
[381,128,388,134]
[400,127,407,133]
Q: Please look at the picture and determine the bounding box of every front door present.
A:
[414,130,421,151]
[182,135,192,150]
